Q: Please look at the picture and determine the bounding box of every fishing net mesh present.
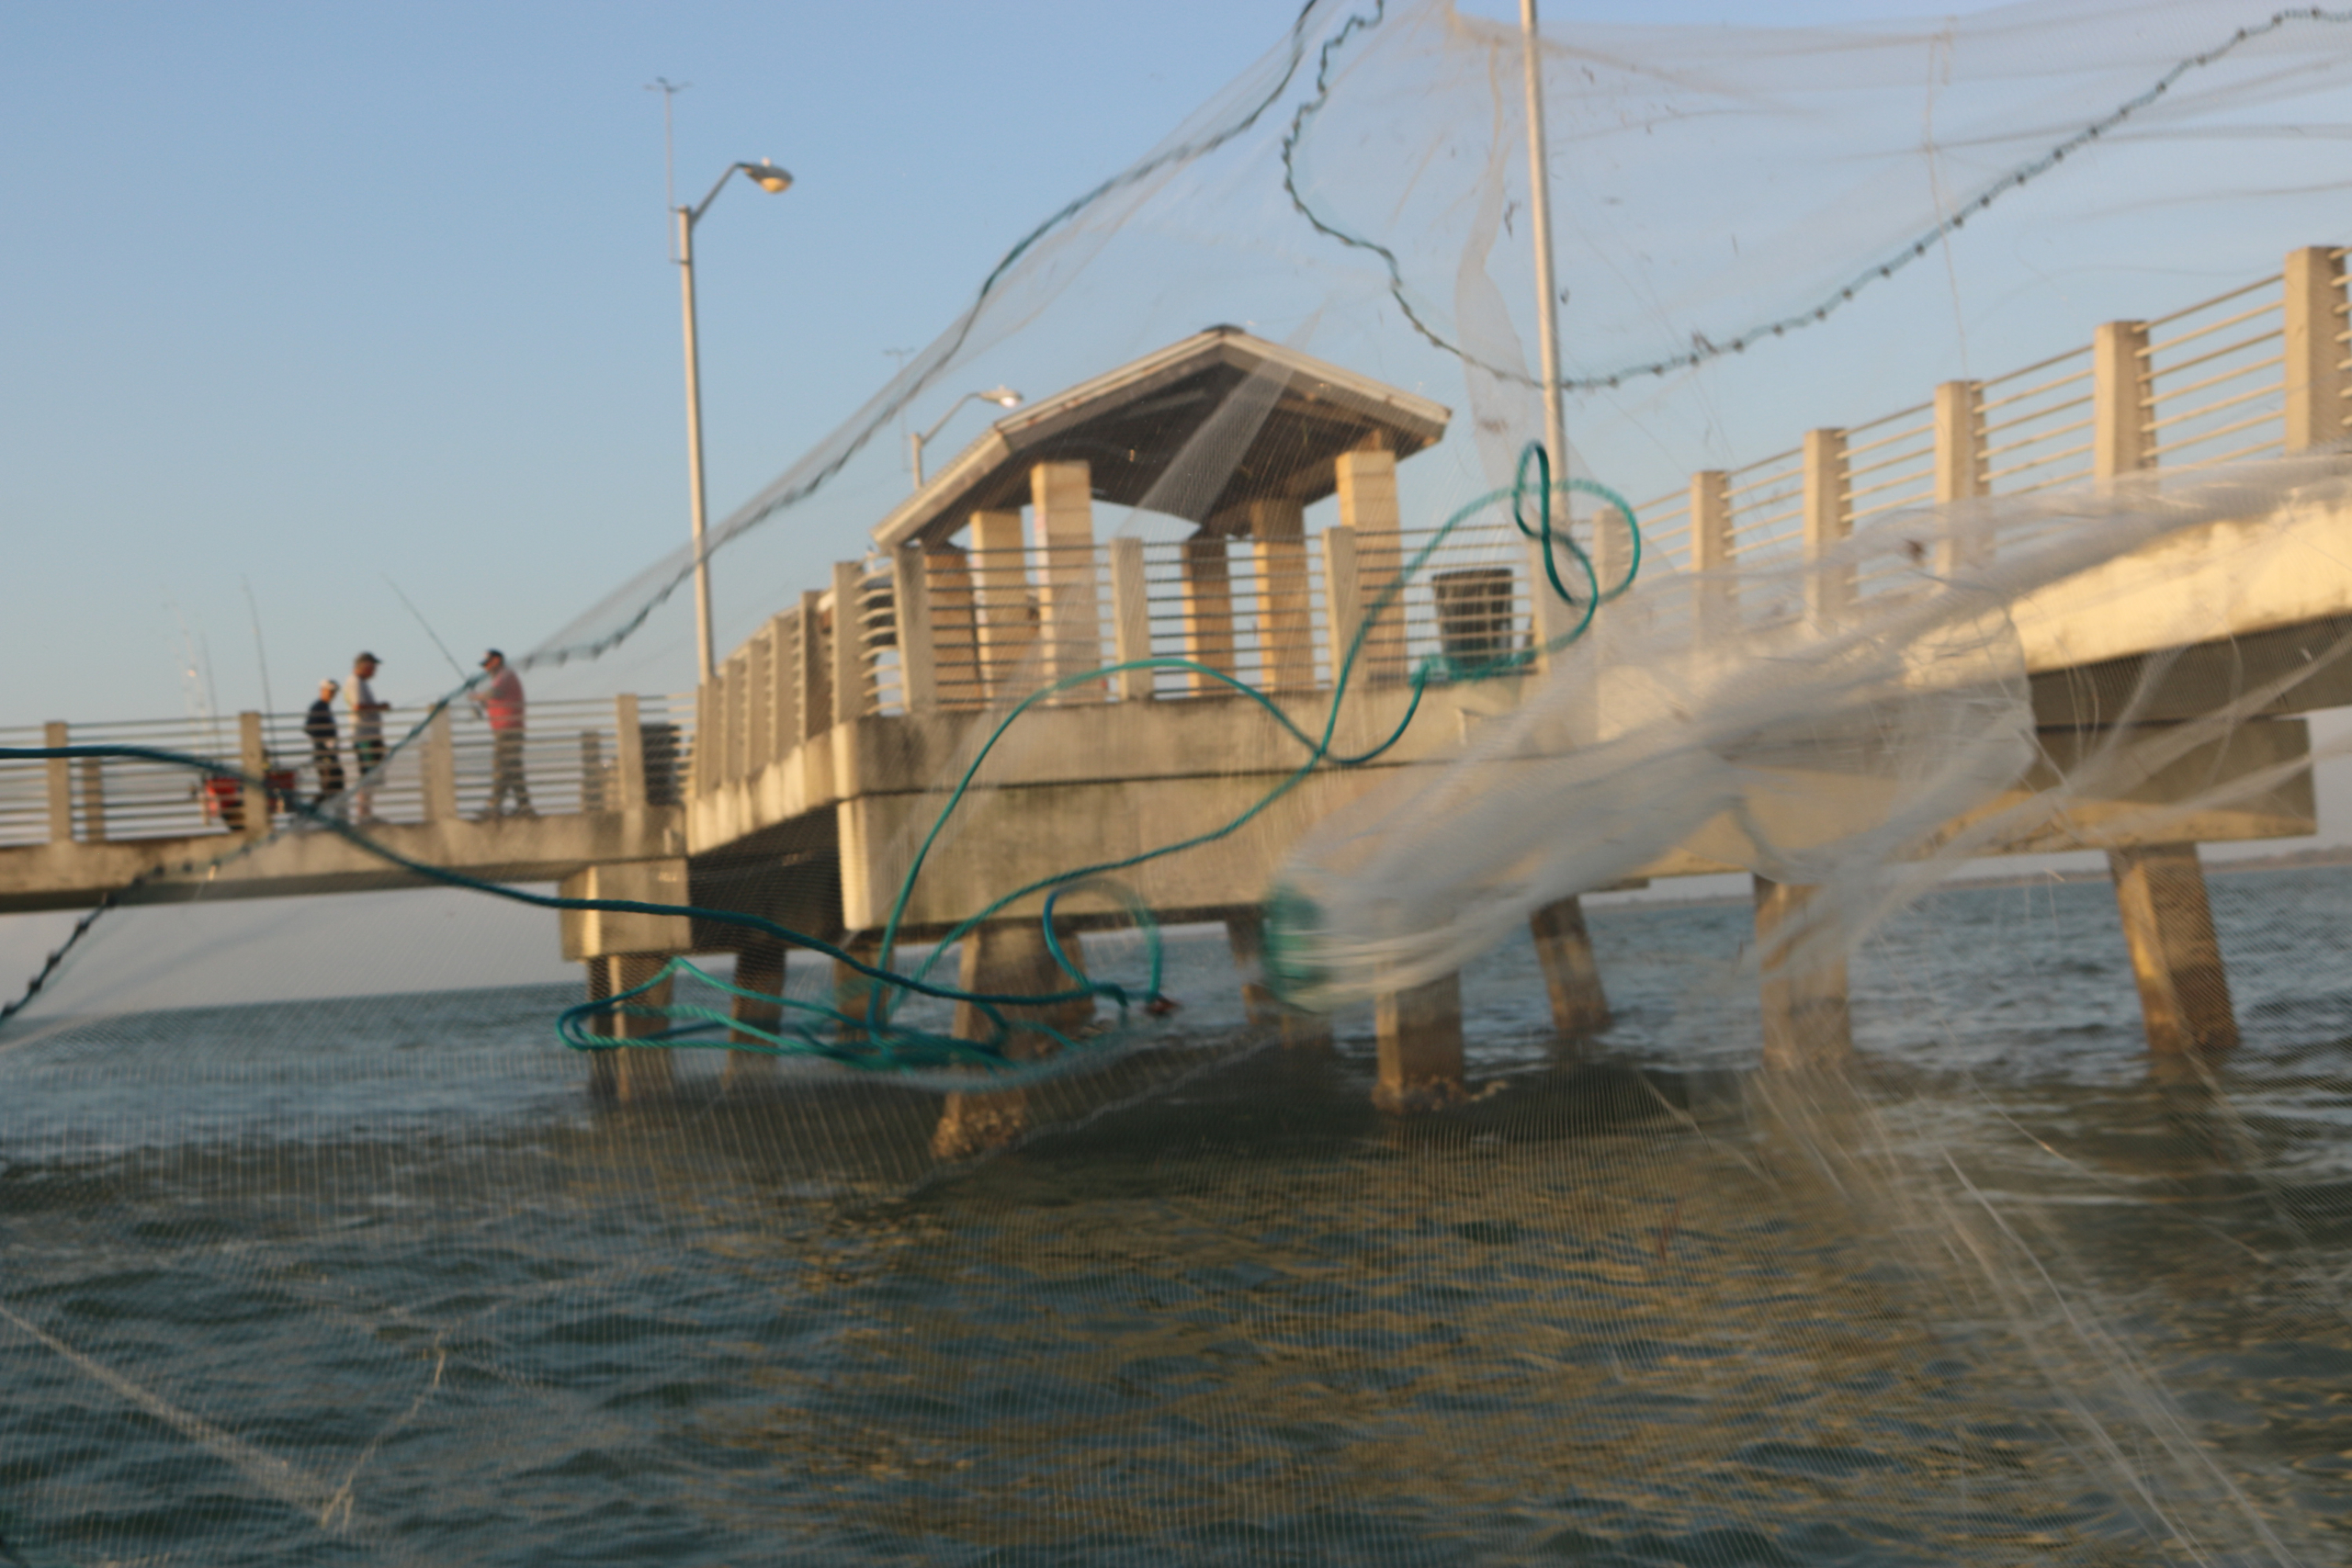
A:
[8,1,2352,1562]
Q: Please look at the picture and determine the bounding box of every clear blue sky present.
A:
[0,0,2033,729]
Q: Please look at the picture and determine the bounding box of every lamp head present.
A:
[741,160,794,195]
[983,387,1023,409]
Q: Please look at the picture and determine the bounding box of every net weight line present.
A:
[0,450,1636,1085]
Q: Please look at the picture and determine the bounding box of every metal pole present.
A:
[910,428,924,489]
[677,205,718,684]
[1521,0,1567,491]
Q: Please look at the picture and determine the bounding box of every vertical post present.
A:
[832,933,885,1043]
[676,207,717,685]
[926,546,982,709]
[1690,469,1735,640]
[1109,535,1154,701]
[1374,970,1465,1112]
[1933,379,1988,573]
[1519,0,1567,485]
[43,722,72,844]
[2283,245,2348,455]
[723,938,787,1088]
[424,706,458,821]
[933,920,1091,1159]
[691,682,713,798]
[238,711,269,837]
[76,756,107,843]
[796,590,830,741]
[579,731,605,812]
[1802,428,1851,628]
[602,953,679,1102]
[731,651,755,781]
[614,693,648,810]
[1335,447,1407,682]
[1250,498,1317,693]
[970,509,1035,702]
[1032,459,1104,700]
[891,544,938,714]
[1531,897,1610,1041]
[1754,877,1851,1070]
[1181,536,1237,695]
[2109,844,2238,1058]
[2093,320,2153,479]
[767,613,798,757]
[830,561,865,726]
[1321,525,1363,686]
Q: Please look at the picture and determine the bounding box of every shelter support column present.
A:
[44,722,71,844]
[1250,499,1316,693]
[1374,969,1465,1112]
[1109,536,1154,701]
[1754,877,1851,1070]
[2108,844,2238,1059]
[925,545,982,709]
[970,510,1035,702]
[891,545,938,714]
[1336,447,1407,682]
[722,937,787,1089]
[1531,897,1610,1043]
[1032,459,1104,699]
[933,919,1092,1160]
[1802,430,1851,629]
[1182,536,1236,694]
[560,858,692,1102]
[1225,907,1332,1049]
[2093,320,2152,479]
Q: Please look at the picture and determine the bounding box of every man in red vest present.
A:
[472,649,534,819]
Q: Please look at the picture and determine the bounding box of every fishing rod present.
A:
[380,573,472,686]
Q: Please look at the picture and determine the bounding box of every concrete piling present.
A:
[589,953,679,1103]
[1753,877,1851,1070]
[2108,844,2238,1058]
[723,938,787,1088]
[1225,908,1334,1050]
[933,919,1092,1160]
[1530,897,1610,1043]
[1374,969,1466,1112]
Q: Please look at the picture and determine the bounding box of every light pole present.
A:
[1521,0,1566,487]
[676,157,792,683]
[910,387,1023,489]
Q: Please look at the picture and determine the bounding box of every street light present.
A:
[909,387,1023,489]
[675,158,792,683]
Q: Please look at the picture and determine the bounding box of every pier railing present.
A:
[0,693,696,850]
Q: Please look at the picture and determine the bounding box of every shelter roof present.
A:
[870,328,1451,551]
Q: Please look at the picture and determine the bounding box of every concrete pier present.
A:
[589,953,679,1103]
[1374,970,1466,1112]
[1225,908,1334,1049]
[1530,897,1610,1043]
[723,938,786,1088]
[933,919,1092,1159]
[2108,844,2238,1058]
[1753,878,1851,1071]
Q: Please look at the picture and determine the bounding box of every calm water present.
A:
[3,869,2351,1564]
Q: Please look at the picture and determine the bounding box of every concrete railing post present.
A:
[746,628,774,766]
[892,544,938,714]
[2283,245,2348,455]
[1802,428,1851,627]
[237,711,270,837]
[1109,536,1154,701]
[1321,525,1362,685]
[2093,320,2153,479]
[1690,469,1735,640]
[795,589,830,740]
[691,682,713,799]
[1336,447,1407,682]
[76,756,107,843]
[1033,459,1104,700]
[613,694,647,811]
[830,561,865,725]
[1251,498,1317,693]
[423,707,458,821]
[43,722,72,844]
[1934,379,1987,573]
[765,613,797,756]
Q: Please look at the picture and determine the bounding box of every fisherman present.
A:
[348,651,389,822]
[305,678,345,805]
[472,649,533,819]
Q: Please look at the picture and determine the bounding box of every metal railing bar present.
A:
[1982,413,2094,461]
[2142,274,2281,335]
[1984,440,2094,484]
[2149,408,2281,458]
[2144,375,2283,435]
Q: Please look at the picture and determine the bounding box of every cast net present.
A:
[7,2,2352,1562]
